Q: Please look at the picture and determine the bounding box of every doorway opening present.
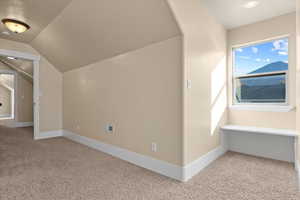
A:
[0,49,40,139]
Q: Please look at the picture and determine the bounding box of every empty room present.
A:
[0,0,300,199]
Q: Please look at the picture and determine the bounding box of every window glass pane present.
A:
[235,74,286,103]
[233,38,288,104]
[234,38,288,76]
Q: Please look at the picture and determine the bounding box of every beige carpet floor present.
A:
[0,126,299,200]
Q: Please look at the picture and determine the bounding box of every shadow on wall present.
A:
[211,56,227,135]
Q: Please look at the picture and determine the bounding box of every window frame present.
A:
[231,36,290,107]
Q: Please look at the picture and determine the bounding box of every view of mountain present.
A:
[248,61,288,74]
[236,61,287,103]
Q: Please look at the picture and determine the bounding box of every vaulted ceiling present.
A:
[0,0,181,72]
[1,0,296,72]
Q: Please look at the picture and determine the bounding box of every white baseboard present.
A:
[2,121,33,128]
[35,130,63,140]
[296,161,300,190]
[14,121,33,128]
[63,130,184,181]
[62,130,225,182]
[182,146,227,181]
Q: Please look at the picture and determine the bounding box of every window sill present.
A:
[229,105,295,112]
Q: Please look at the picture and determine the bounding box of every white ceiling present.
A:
[202,0,296,29]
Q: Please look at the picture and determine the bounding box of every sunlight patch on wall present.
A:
[210,56,227,135]
[211,57,226,104]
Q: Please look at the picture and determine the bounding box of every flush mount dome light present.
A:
[1,18,30,34]
[243,1,260,8]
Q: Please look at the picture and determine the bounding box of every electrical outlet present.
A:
[106,124,114,134]
[151,142,157,152]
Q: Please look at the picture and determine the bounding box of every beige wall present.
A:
[296,0,300,163]
[167,0,227,165]
[228,13,296,129]
[0,38,63,132]
[16,75,33,122]
[63,37,183,165]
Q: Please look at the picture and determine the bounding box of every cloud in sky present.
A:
[236,48,243,52]
[255,58,261,62]
[272,39,288,52]
[252,47,258,54]
[278,51,288,55]
[239,56,250,59]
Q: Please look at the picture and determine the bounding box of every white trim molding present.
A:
[32,129,226,181]
[1,121,33,128]
[183,146,226,181]
[63,130,184,181]
[35,130,63,140]
[296,160,300,190]
[14,122,33,128]
[62,130,225,182]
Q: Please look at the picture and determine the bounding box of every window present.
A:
[232,38,288,105]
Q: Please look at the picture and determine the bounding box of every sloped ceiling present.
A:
[0,0,181,72]
[30,0,181,72]
[0,56,33,76]
[0,0,73,43]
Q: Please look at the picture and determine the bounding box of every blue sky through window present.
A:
[234,38,288,76]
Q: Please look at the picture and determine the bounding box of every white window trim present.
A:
[230,35,291,111]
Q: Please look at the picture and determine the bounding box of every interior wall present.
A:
[63,37,183,165]
[228,13,296,129]
[16,75,33,122]
[0,38,63,132]
[296,0,300,164]
[167,0,227,165]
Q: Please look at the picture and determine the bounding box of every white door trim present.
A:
[0,49,40,139]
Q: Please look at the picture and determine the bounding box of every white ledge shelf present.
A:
[229,105,295,112]
[221,125,298,137]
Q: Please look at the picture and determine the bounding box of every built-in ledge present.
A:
[221,125,298,137]
[221,125,298,163]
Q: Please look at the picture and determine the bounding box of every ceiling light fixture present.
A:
[243,1,260,8]
[1,18,30,34]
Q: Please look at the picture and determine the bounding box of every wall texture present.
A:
[63,37,183,165]
[228,13,296,129]
[167,0,227,165]
[0,38,63,132]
